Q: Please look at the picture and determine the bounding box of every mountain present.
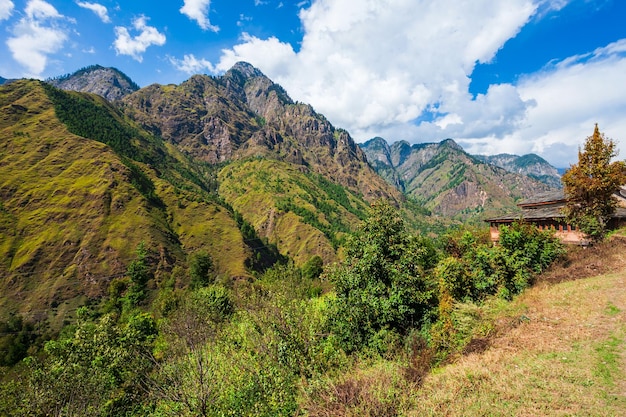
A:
[1,60,563,323]
[474,153,562,188]
[0,76,16,86]
[121,62,402,251]
[0,63,403,323]
[47,65,140,101]
[360,137,555,220]
[0,79,265,323]
[121,62,397,202]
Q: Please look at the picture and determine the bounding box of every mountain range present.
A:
[0,63,558,322]
[360,137,556,220]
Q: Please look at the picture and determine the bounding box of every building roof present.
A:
[485,206,626,223]
[517,190,566,207]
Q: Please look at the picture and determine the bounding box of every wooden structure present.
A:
[485,190,626,245]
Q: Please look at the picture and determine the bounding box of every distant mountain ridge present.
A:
[360,137,555,220]
[474,153,562,188]
[47,64,140,101]
[0,76,15,85]
[39,62,557,221]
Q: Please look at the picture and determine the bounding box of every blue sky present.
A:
[1,0,625,167]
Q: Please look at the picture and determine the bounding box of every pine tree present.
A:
[562,124,626,241]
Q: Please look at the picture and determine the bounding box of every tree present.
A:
[189,251,214,288]
[562,124,626,241]
[325,200,437,353]
[21,309,156,417]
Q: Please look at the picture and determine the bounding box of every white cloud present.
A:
[195,0,625,166]
[76,1,111,23]
[216,33,297,79]
[0,0,14,21]
[113,15,166,62]
[509,40,626,165]
[448,39,626,166]
[170,54,215,74]
[212,0,538,138]
[6,0,69,76]
[180,0,219,32]
[25,0,61,19]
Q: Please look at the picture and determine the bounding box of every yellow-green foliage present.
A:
[0,81,162,315]
[156,178,249,278]
[218,158,366,265]
[0,81,251,320]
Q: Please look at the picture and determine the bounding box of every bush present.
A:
[326,200,436,354]
[189,251,214,288]
[438,222,564,303]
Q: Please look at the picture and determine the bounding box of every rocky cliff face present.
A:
[47,65,139,101]
[122,62,400,203]
[361,138,555,220]
[475,153,562,188]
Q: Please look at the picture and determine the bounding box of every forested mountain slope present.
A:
[361,137,555,221]
[0,64,402,322]
[0,80,252,321]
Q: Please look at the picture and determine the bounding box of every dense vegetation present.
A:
[42,82,219,202]
[562,124,626,241]
[0,200,564,416]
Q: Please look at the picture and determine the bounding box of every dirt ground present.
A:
[538,234,626,284]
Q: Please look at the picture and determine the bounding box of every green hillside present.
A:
[218,158,368,265]
[361,138,555,222]
[0,80,259,322]
[0,76,401,326]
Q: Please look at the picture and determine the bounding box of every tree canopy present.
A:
[562,124,626,241]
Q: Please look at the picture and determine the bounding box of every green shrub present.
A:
[326,200,436,354]
[189,251,214,288]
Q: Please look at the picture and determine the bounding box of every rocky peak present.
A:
[119,62,398,202]
[360,136,556,220]
[47,64,139,101]
[229,61,266,79]
[475,153,561,188]
[221,62,293,119]
[361,137,391,164]
[390,140,413,167]
[439,138,463,151]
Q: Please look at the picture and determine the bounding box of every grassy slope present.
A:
[0,81,250,323]
[409,270,626,416]
[0,80,153,316]
[218,158,368,265]
[306,237,626,416]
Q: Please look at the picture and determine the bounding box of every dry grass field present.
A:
[407,236,626,416]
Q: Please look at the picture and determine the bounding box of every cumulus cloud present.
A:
[180,0,219,32]
[0,0,14,21]
[170,54,215,74]
[216,33,297,79]
[183,0,624,166]
[505,39,626,165]
[113,15,166,62]
[213,0,537,140]
[6,0,69,76]
[25,0,61,19]
[76,1,110,23]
